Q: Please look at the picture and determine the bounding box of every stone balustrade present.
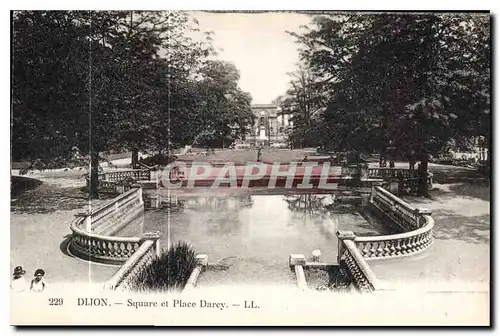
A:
[68,188,146,264]
[354,226,434,260]
[347,186,434,261]
[89,188,144,235]
[86,169,153,195]
[367,168,419,180]
[99,180,118,195]
[68,226,142,264]
[338,235,377,293]
[99,169,151,183]
[103,234,161,291]
[370,186,425,232]
[335,185,435,292]
[367,168,433,195]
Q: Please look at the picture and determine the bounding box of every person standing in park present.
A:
[409,150,416,170]
[30,269,46,293]
[11,266,28,293]
[257,146,262,162]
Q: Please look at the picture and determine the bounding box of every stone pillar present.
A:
[289,254,306,267]
[196,254,209,267]
[361,193,370,206]
[415,208,432,227]
[370,186,377,203]
[148,195,160,209]
[142,231,161,257]
[389,180,399,195]
[336,230,356,264]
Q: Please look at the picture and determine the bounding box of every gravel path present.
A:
[369,182,490,291]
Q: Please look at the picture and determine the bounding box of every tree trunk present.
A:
[89,150,100,199]
[131,147,139,168]
[418,152,429,197]
[409,152,415,170]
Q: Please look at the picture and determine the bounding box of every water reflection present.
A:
[177,195,253,236]
[141,194,385,286]
[181,195,253,211]
[283,194,335,217]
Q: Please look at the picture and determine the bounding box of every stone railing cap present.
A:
[416,208,432,215]
[336,230,356,239]
[195,254,209,266]
[289,254,306,266]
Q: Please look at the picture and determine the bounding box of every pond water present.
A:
[118,194,391,286]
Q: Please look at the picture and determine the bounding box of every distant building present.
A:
[244,104,293,146]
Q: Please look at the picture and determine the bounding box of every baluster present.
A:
[361,243,370,258]
[375,242,383,258]
[107,242,114,257]
[382,241,390,257]
[409,236,417,253]
[366,242,375,258]
[414,235,422,251]
[125,242,132,257]
[406,237,415,254]
[388,240,396,256]
[95,240,102,256]
[425,232,432,247]
[400,238,408,255]
[112,242,119,258]
[418,234,426,249]
[410,236,417,252]
[117,242,125,258]
[395,239,402,255]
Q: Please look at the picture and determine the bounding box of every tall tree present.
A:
[290,13,490,196]
[12,10,255,198]
[279,65,326,148]
[191,60,254,148]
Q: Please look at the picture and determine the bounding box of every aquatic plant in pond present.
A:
[132,241,198,292]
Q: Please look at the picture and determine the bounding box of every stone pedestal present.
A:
[336,230,356,263]
[147,195,160,209]
[289,254,306,267]
[196,254,209,267]
[389,181,399,195]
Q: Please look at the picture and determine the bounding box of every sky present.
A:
[191,11,312,104]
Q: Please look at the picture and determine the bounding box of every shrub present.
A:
[132,241,198,292]
[139,153,177,167]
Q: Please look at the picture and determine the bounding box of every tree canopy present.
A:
[283,13,490,159]
[12,10,254,196]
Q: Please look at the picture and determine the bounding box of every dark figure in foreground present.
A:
[11,266,27,293]
[257,147,262,162]
[30,269,46,293]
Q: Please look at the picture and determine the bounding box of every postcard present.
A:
[10,10,491,326]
